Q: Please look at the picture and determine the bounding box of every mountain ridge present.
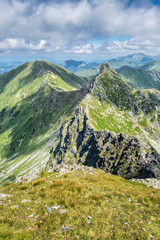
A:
[140,60,160,71]
[0,60,160,183]
[47,63,160,179]
[118,65,160,90]
[0,60,88,183]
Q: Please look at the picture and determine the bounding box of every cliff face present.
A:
[47,63,160,179]
[1,60,160,183]
[47,106,160,179]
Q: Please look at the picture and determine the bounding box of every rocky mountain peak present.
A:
[99,63,110,74]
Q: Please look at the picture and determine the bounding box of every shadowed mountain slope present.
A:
[0,60,88,183]
[1,61,160,183]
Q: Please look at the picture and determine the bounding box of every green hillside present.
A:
[140,60,160,71]
[0,61,160,183]
[0,60,88,183]
[76,64,100,77]
[0,61,160,240]
[49,63,160,179]
[118,66,160,90]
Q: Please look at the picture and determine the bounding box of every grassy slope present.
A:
[1,61,160,183]
[0,60,88,183]
[118,66,160,90]
[141,60,160,71]
[80,66,160,146]
[76,64,100,78]
[0,170,160,240]
[82,94,141,135]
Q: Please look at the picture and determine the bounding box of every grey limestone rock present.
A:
[47,106,160,179]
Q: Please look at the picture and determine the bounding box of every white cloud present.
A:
[0,38,46,51]
[99,35,160,56]
[0,0,160,57]
[65,44,93,54]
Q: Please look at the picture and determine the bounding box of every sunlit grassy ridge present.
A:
[0,170,160,240]
[48,64,160,180]
[82,94,141,135]
[83,65,160,138]
[0,60,88,183]
[0,61,160,183]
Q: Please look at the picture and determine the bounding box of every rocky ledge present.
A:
[131,178,160,189]
[47,106,160,179]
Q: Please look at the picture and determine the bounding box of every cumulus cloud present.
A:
[0,38,46,51]
[0,0,160,58]
[64,43,93,53]
[99,35,160,56]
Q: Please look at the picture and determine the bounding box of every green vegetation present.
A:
[0,170,160,240]
[96,71,131,110]
[118,66,160,90]
[0,60,160,183]
[138,116,148,128]
[76,64,100,78]
[141,60,160,71]
[82,95,141,135]
[0,60,88,183]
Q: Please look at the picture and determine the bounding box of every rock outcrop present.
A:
[47,63,160,179]
[47,106,160,179]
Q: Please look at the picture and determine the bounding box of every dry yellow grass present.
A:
[0,169,160,239]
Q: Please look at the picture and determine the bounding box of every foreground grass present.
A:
[0,169,160,240]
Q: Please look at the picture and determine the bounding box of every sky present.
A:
[0,0,160,63]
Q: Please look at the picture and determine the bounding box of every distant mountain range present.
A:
[108,53,154,69]
[118,60,160,90]
[61,59,98,73]
[61,53,156,78]
[0,61,24,75]
[0,53,157,77]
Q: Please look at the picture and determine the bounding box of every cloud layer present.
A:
[0,0,160,59]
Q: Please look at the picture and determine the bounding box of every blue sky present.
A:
[0,0,160,63]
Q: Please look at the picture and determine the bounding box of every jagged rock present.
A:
[47,105,160,179]
[47,62,160,179]
[131,178,160,189]
[46,207,52,214]
[59,209,67,214]
[21,199,31,203]
[15,169,40,183]
[46,205,61,214]
[60,226,73,234]
[99,63,110,74]
[87,220,92,224]
[0,193,11,198]
[51,205,61,210]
